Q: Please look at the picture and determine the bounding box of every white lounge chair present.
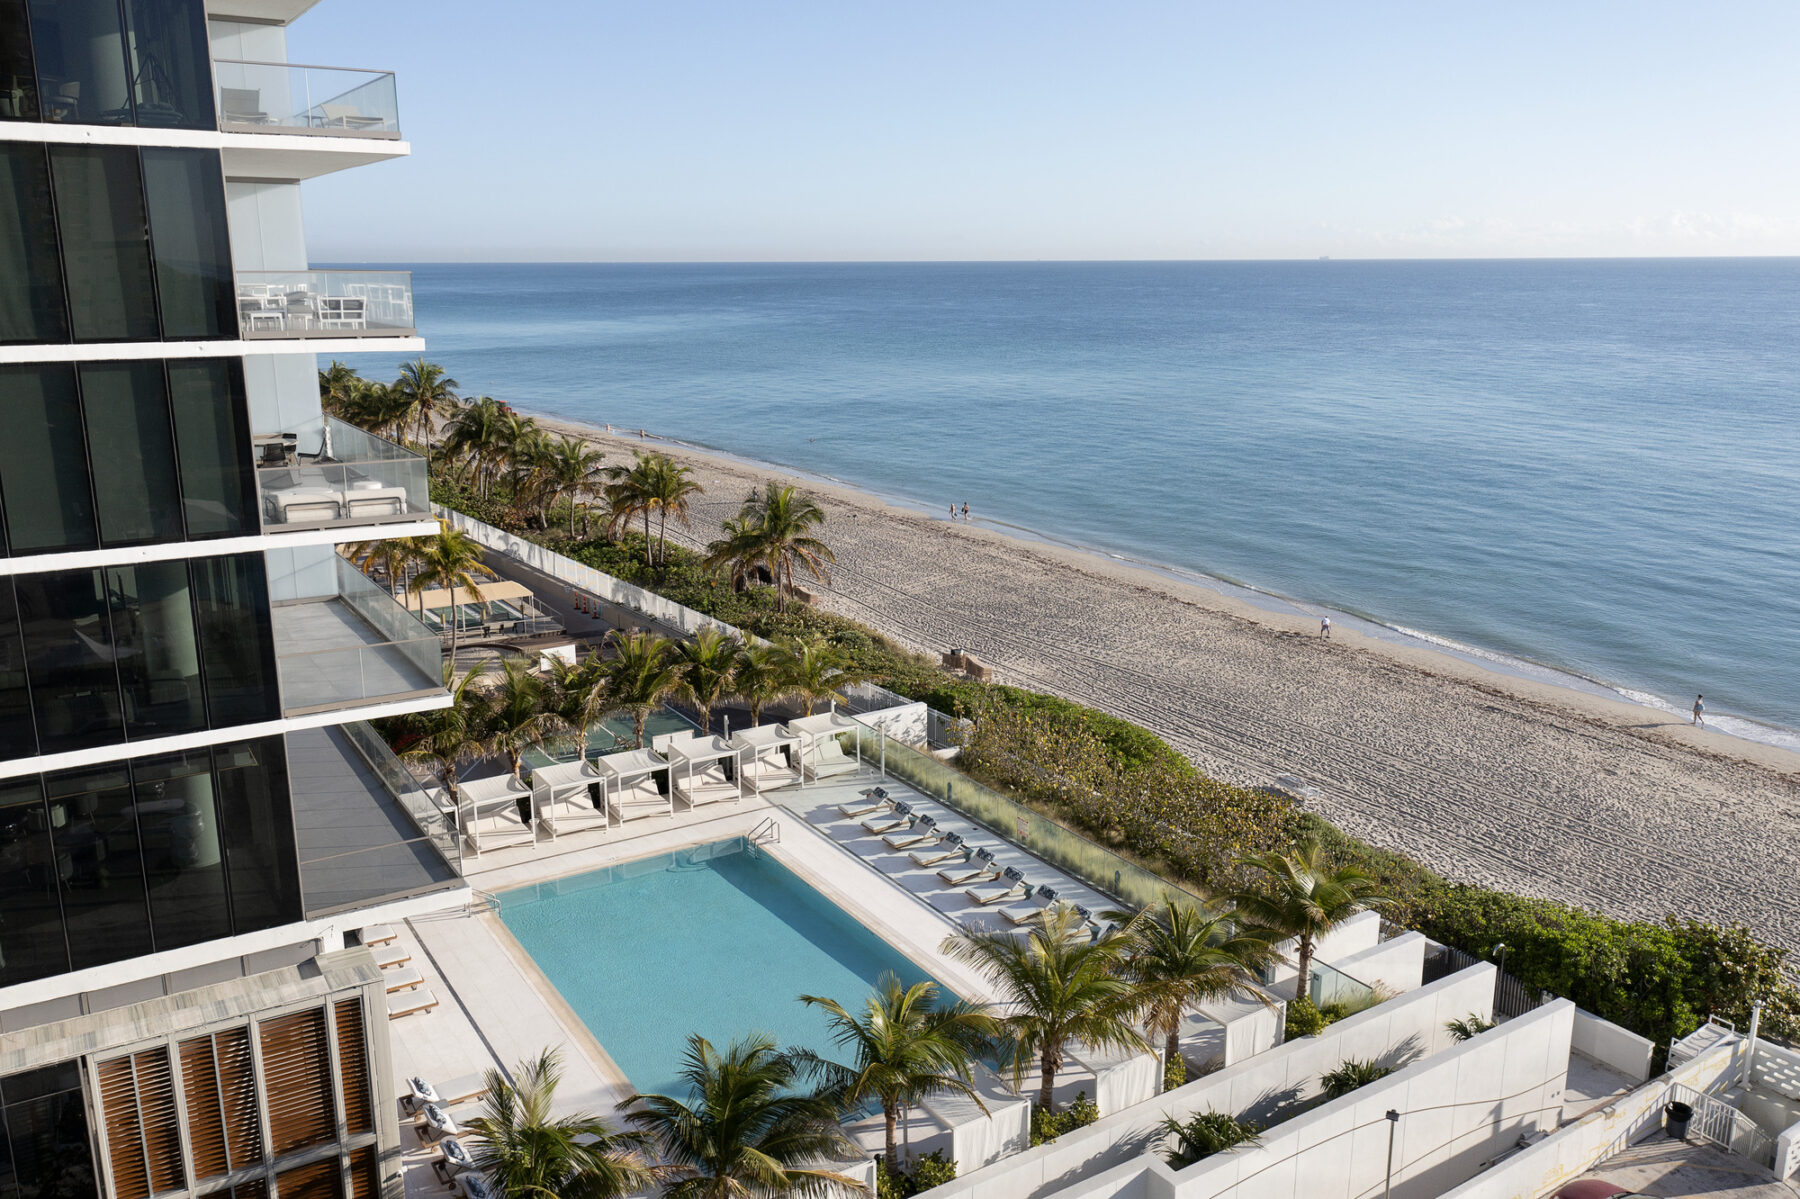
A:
[882,816,940,851]
[802,736,861,780]
[860,801,913,835]
[909,832,967,867]
[388,987,439,1019]
[1002,887,1063,925]
[359,923,397,947]
[373,944,411,970]
[837,787,892,819]
[937,849,998,886]
[966,868,1030,906]
[382,966,425,993]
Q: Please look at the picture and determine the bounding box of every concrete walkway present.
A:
[1574,1137,1799,1197]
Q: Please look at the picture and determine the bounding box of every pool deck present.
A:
[382,765,1169,1191]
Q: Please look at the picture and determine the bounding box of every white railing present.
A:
[1669,1082,1775,1166]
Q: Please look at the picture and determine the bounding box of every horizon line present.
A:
[314,253,1800,266]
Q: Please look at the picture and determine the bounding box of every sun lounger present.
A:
[937,848,998,886]
[966,868,1030,906]
[882,815,939,850]
[837,789,891,819]
[359,923,397,947]
[859,800,912,835]
[435,1073,491,1106]
[388,987,439,1019]
[373,944,411,970]
[382,966,425,993]
[1002,886,1062,925]
[909,832,967,867]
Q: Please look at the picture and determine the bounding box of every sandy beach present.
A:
[541,419,1800,953]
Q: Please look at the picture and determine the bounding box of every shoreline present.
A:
[524,411,1800,952]
[549,418,1798,763]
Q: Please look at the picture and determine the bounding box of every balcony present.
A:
[288,724,462,918]
[237,270,414,340]
[214,60,399,138]
[273,556,445,718]
[258,416,430,532]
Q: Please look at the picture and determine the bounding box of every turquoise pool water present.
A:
[521,708,698,767]
[498,839,944,1098]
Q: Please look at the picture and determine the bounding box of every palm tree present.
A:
[1228,837,1390,1005]
[542,436,607,537]
[466,1048,659,1199]
[409,524,491,667]
[338,380,414,441]
[743,483,834,612]
[391,357,460,448]
[777,633,873,716]
[1119,900,1271,1086]
[621,1034,864,1199]
[548,651,613,768]
[675,628,739,735]
[343,535,426,604]
[793,974,997,1172]
[604,630,679,748]
[442,396,511,496]
[704,515,770,592]
[606,453,704,567]
[317,360,362,418]
[730,641,789,727]
[397,663,489,818]
[478,657,572,781]
[941,906,1148,1114]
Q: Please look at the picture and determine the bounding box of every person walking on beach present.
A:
[949,504,957,521]
[961,501,970,521]
[1320,616,1332,639]
[1693,694,1705,728]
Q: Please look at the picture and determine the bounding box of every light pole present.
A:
[1492,942,1508,1012]
[1383,1109,1400,1198]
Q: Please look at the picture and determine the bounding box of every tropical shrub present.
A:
[1319,1058,1395,1099]
[875,1150,959,1198]
[1163,1053,1188,1092]
[1160,1110,1262,1168]
[1447,1014,1496,1042]
[1030,1091,1100,1146]
[1284,997,1327,1040]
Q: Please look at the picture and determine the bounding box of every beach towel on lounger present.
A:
[937,849,997,886]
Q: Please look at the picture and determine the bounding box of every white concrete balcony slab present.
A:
[273,558,444,719]
[257,416,430,534]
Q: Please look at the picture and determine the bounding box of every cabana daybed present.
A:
[654,731,746,808]
[783,710,867,781]
[451,774,535,857]
[594,746,672,822]
[728,723,803,793]
[528,758,609,839]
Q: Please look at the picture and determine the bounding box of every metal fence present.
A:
[1668,1082,1776,1167]
[1420,940,1551,1019]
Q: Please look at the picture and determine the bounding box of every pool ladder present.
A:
[750,817,781,847]
[468,887,502,916]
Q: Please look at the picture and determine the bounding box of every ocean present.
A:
[347,260,1800,748]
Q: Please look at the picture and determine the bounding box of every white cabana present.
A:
[783,710,867,781]
[654,731,746,808]
[528,758,608,840]
[453,773,534,857]
[594,746,672,822]
[729,723,802,793]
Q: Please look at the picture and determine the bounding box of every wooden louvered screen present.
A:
[258,1010,336,1157]
[98,1047,186,1199]
[180,1036,229,1180]
[333,1000,371,1135]
[274,1157,343,1199]
[347,1147,378,1199]
[98,1056,149,1199]
[216,1026,265,1169]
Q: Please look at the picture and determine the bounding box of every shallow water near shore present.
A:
[351,259,1800,747]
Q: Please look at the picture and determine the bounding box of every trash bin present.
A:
[1664,1100,1693,1139]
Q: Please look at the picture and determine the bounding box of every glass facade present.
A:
[2,554,279,756]
[0,1061,98,1199]
[0,737,301,986]
[0,359,259,555]
[0,143,236,346]
[9,0,213,129]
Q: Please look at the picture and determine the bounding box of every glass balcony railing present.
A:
[237,270,414,340]
[214,60,399,137]
[273,557,444,718]
[257,415,429,532]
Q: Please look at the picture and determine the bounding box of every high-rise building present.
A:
[0,5,463,1198]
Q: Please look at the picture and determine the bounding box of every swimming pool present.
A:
[498,839,946,1098]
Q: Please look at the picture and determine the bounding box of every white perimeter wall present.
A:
[1168,1000,1575,1199]
[918,964,1497,1199]
[1570,1010,1654,1082]
[1330,931,1427,996]
[1264,910,1382,999]
[1439,1036,1744,1199]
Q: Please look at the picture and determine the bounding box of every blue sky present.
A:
[292,1,1800,262]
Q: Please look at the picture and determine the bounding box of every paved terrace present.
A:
[1571,1138,1799,1197]
[274,598,439,715]
[375,760,1220,1190]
